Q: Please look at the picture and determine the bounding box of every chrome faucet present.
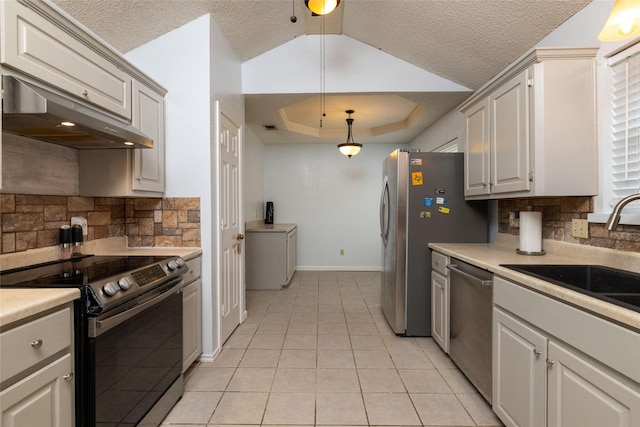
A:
[605,193,640,231]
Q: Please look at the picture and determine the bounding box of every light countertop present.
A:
[246,223,297,232]
[0,237,202,327]
[97,246,202,260]
[429,235,640,332]
[0,288,80,328]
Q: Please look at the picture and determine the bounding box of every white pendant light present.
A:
[338,110,362,158]
[305,0,340,16]
[599,0,640,42]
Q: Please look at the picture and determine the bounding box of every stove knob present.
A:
[167,260,178,271]
[103,281,119,296]
[176,257,186,268]
[118,277,133,291]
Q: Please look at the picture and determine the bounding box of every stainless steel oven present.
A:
[1,255,188,426]
[89,276,183,426]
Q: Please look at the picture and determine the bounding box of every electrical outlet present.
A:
[340,249,344,256]
[571,219,589,239]
[509,211,519,227]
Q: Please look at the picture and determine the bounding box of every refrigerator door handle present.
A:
[380,177,390,245]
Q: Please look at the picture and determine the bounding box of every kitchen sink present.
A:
[500,264,640,313]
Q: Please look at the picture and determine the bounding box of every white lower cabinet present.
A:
[0,354,74,427]
[493,276,640,427]
[547,341,640,427]
[286,228,297,285]
[493,307,547,427]
[0,303,75,427]
[183,256,202,372]
[431,271,449,353]
[431,250,450,352]
[245,224,297,290]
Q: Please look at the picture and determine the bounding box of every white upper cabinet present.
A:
[0,0,168,197]
[0,0,131,118]
[459,47,598,199]
[131,80,165,193]
[78,79,166,196]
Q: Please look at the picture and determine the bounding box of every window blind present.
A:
[610,51,640,211]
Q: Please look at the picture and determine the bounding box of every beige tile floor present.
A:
[161,271,503,426]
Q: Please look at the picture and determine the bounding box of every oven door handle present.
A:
[446,264,493,287]
[89,278,183,337]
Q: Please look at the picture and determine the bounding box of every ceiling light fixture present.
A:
[338,110,362,158]
[305,0,340,16]
[599,0,640,41]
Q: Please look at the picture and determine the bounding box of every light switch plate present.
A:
[571,219,589,239]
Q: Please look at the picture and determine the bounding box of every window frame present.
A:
[588,39,640,225]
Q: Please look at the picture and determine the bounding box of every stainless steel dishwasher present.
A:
[447,258,493,403]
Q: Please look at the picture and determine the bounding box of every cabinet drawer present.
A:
[0,307,72,382]
[183,256,202,285]
[0,0,131,118]
[432,251,449,276]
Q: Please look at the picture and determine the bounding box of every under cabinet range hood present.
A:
[1,76,153,149]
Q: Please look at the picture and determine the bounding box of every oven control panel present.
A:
[95,257,188,312]
[132,265,166,286]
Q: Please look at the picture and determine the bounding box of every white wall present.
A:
[243,35,469,94]
[410,109,464,152]
[263,142,401,270]
[126,13,243,360]
[243,126,265,222]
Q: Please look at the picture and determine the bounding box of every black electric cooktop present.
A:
[0,255,172,288]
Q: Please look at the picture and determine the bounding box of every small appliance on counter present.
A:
[59,225,72,260]
[71,224,83,257]
[265,201,274,224]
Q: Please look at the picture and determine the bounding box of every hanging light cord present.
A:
[320,15,326,128]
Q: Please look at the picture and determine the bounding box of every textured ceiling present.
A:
[52,0,593,146]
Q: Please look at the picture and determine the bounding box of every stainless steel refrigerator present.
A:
[380,149,488,336]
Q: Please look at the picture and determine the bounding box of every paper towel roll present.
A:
[519,211,542,253]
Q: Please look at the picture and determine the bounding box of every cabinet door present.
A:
[493,307,547,427]
[183,279,202,372]
[0,0,131,118]
[1,354,73,427]
[286,229,297,284]
[464,98,491,196]
[431,271,449,353]
[490,69,530,194]
[132,80,165,192]
[547,341,640,427]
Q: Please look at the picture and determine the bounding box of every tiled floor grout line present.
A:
[164,271,503,426]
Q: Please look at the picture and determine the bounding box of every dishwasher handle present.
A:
[446,264,493,287]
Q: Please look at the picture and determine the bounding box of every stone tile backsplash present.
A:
[0,194,200,254]
[498,197,640,253]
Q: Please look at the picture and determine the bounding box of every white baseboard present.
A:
[295,266,381,272]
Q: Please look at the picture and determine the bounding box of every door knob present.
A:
[236,234,245,240]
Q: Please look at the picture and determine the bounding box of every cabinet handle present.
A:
[546,358,555,367]
[533,349,541,358]
[63,373,74,382]
[30,339,43,349]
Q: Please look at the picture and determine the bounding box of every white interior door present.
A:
[219,111,243,344]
